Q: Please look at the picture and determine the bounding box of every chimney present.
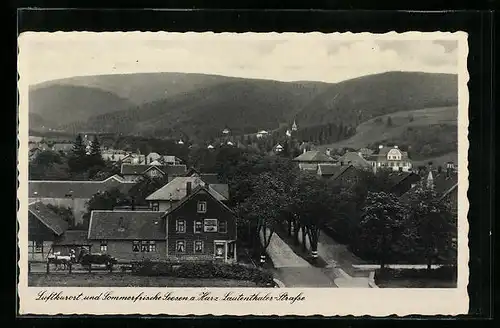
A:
[186,181,192,196]
[326,148,331,156]
[303,148,307,154]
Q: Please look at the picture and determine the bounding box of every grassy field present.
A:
[28,273,261,287]
[321,106,457,150]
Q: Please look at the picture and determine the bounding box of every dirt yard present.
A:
[28,273,261,287]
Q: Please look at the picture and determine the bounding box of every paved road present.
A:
[317,231,372,288]
[263,230,337,287]
[264,231,310,268]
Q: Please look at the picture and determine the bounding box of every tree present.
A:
[82,188,130,229]
[357,191,408,269]
[128,175,169,205]
[406,187,456,269]
[88,135,105,168]
[68,134,88,173]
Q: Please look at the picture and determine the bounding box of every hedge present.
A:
[375,266,457,282]
[132,260,274,285]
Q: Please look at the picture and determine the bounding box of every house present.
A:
[185,170,224,185]
[222,128,230,134]
[162,155,182,165]
[293,150,336,171]
[256,130,269,138]
[317,164,361,187]
[51,142,74,154]
[145,177,229,212]
[367,145,413,172]
[29,136,43,144]
[387,171,421,196]
[163,184,237,262]
[146,152,162,164]
[29,175,136,225]
[51,230,92,257]
[28,201,69,260]
[400,164,458,204]
[88,211,167,261]
[274,143,283,153]
[121,153,146,164]
[88,183,238,263]
[29,148,41,161]
[338,151,372,170]
[120,163,187,182]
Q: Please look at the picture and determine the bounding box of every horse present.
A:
[47,252,72,270]
[77,247,118,271]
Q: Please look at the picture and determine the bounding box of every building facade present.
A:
[368,145,413,172]
[164,185,237,263]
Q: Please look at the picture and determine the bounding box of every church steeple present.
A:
[426,171,434,190]
[292,120,298,131]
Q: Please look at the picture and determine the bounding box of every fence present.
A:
[28,260,133,274]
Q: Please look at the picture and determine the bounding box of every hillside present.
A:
[31,72,241,106]
[296,72,458,128]
[66,80,329,139]
[29,84,135,128]
[321,106,458,163]
[61,71,457,140]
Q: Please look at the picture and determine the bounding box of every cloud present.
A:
[19,33,460,85]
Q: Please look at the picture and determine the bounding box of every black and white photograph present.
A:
[17,31,469,315]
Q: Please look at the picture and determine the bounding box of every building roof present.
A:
[146,176,229,201]
[338,152,372,168]
[440,182,458,201]
[53,230,90,246]
[88,211,166,240]
[29,176,135,199]
[120,163,187,176]
[317,164,343,176]
[400,170,458,201]
[293,150,335,163]
[147,152,161,160]
[163,185,235,218]
[388,171,420,187]
[369,146,410,161]
[28,201,69,236]
[163,155,180,163]
[198,173,223,184]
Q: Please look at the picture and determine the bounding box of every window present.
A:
[151,202,159,211]
[204,219,218,232]
[132,241,140,252]
[194,240,204,254]
[194,221,203,233]
[100,241,108,253]
[218,220,227,233]
[141,241,149,252]
[176,219,186,233]
[35,240,43,253]
[197,201,207,213]
[214,242,225,258]
[148,241,156,252]
[176,240,185,253]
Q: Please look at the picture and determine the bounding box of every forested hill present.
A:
[37,71,458,142]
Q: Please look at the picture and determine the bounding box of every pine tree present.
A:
[68,134,87,173]
[88,135,104,168]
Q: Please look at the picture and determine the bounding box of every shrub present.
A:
[132,260,274,285]
[375,266,457,282]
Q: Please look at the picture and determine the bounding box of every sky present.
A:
[18,32,461,85]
